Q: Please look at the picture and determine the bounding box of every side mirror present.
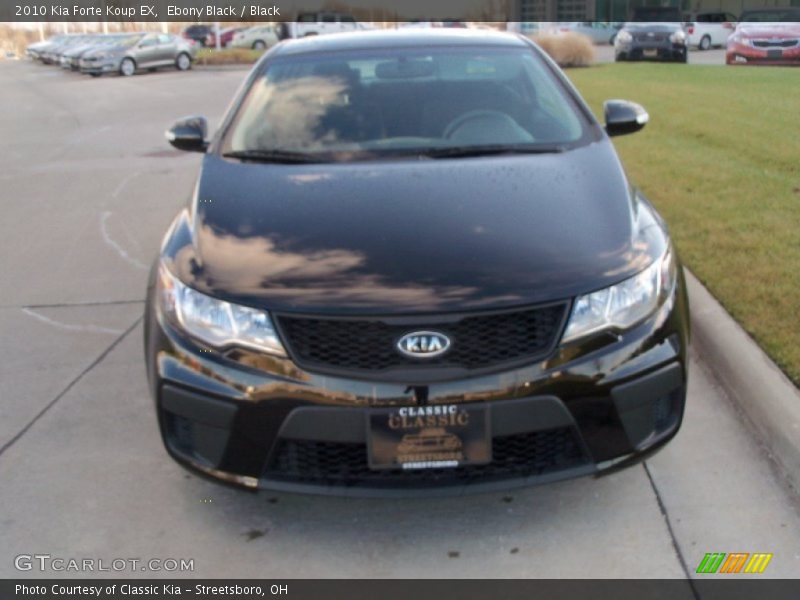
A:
[166,116,208,152]
[604,100,648,137]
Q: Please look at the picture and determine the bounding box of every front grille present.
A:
[275,303,567,378]
[752,39,798,48]
[635,34,666,42]
[264,428,586,488]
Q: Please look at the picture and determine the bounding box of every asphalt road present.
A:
[1,60,798,580]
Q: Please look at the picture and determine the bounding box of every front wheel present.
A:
[119,57,135,77]
[252,40,266,51]
[699,35,711,51]
[175,52,191,71]
[89,72,102,78]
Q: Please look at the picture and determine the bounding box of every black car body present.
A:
[615,22,688,62]
[145,30,689,496]
[181,24,213,47]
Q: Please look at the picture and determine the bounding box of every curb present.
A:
[687,270,800,489]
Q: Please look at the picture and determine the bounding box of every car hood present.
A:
[168,141,667,315]
[64,44,96,57]
[622,23,681,33]
[738,24,800,38]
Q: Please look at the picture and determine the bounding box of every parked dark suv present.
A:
[181,24,213,47]
[146,30,689,496]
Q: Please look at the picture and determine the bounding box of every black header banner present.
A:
[8,0,506,22]
[4,0,800,23]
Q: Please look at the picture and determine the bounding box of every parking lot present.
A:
[595,44,727,64]
[1,60,799,579]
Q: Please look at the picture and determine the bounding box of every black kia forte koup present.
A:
[144,30,690,496]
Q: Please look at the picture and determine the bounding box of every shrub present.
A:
[530,32,595,68]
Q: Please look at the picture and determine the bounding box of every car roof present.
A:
[272,29,528,57]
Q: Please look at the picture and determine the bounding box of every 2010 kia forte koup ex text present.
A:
[144,30,689,496]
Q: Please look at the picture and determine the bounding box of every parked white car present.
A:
[684,11,737,50]
[278,12,372,39]
[229,25,280,50]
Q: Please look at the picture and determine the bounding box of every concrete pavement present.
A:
[594,44,727,65]
[0,59,798,579]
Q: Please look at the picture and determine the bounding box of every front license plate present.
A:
[643,48,658,57]
[367,404,491,470]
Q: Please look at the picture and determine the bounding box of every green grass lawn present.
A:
[567,64,800,385]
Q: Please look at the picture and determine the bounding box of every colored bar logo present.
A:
[696,553,772,574]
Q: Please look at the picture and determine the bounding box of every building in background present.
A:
[512,0,800,22]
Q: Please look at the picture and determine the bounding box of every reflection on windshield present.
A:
[222,46,586,162]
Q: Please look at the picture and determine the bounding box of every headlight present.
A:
[562,246,677,343]
[157,263,287,356]
[670,30,687,44]
[616,30,632,44]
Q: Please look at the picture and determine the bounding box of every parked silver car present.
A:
[79,33,196,77]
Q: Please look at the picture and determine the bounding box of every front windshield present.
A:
[221,46,588,161]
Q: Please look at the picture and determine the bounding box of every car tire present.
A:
[678,52,688,63]
[699,35,711,51]
[119,57,136,77]
[89,72,101,78]
[614,54,625,62]
[609,34,616,44]
[175,52,191,71]
[252,40,266,51]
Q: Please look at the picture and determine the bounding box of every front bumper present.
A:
[145,272,690,497]
[616,41,687,61]
[726,42,800,65]
[79,58,120,74]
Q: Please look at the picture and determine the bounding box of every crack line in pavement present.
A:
[21,307,124,335]
[643,462,700,599]
[20,299,145,309]
[100,211,148,270]
[0,315,143,461]
[111,169,141,199]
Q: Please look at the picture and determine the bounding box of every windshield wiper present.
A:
[418,144,567,159]
[222,149,324,164]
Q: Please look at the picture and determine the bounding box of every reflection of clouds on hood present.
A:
[601,240,652,278]
[173,223,514,310]
[175,223,364,291]
[232,76,347,151]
